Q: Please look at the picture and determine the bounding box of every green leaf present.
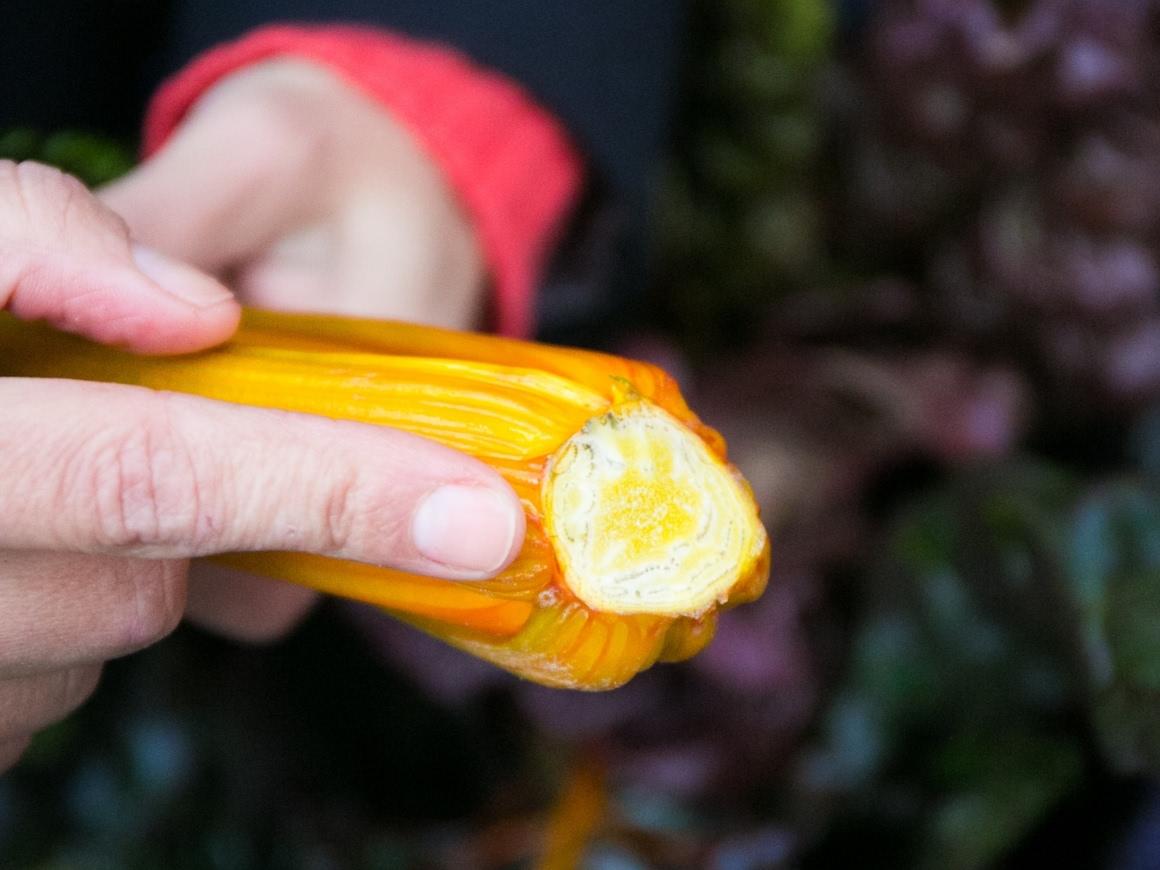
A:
[0,127,43,162]
[919,732,1083,870]
[39,132,133,186]
[1106,568,1160,691]
[0,128,134,187]
[1131,405,1160,482]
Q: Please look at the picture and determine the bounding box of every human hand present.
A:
[100,59,491,638]
[0,161,524,771]
[101,59,486,328]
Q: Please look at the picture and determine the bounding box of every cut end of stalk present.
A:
[543,399,768,618]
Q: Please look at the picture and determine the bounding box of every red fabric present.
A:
[143,25,584,337]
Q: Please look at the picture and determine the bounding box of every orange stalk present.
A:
[0,309,769,690]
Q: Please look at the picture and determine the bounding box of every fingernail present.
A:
[132,243,234,308]
[412,485,519,576]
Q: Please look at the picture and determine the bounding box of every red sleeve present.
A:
[142,25,584,338]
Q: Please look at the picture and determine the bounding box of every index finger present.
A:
[0,378,525,579]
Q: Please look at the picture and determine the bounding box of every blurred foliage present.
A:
[825,0,1160,411]
[653,0,836,349]
[0,128,133,187]
[0,615,537,869]
[5,1,1160,868]
[802,463,1160,867]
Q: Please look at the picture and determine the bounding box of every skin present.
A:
[0,60,520,771]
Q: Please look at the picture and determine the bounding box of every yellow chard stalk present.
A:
[0,309,770,690]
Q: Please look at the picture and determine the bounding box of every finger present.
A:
[0,379,525,579]
[0,160,239,353]
[0,664,101,739]
[0,736,31,774]
[0,551,186,675]
[186,561,319,643]
[99,77,322,273]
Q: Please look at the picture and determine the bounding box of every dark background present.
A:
[3,1,1160,867]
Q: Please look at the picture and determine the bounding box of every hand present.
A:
[101,59,486,327]
[0,161,524,771]
[100,59,491,639]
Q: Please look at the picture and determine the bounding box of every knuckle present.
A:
[0,161,129,285]
[19,159,88,198]
[3,161,89,228]
[201,80,326,178]
[242,88,313,141]
[319,469,361,555]
[77,396,210,552]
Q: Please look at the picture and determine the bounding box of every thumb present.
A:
[0,160,238,353]
[99,91,318,273]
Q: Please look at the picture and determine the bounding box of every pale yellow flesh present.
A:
[543,400,767,617]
